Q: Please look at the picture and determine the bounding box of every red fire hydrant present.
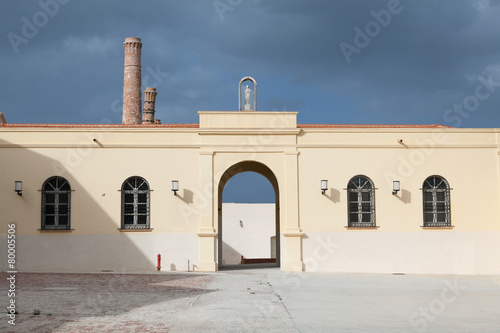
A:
[156,254,161,271]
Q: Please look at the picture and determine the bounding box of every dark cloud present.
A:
[1,0,499,127]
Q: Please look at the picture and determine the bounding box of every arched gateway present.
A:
[195,109,304,272]
[217,161,281,268]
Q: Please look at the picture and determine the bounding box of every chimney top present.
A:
[142,87,158,125]
[0,112,6,124]
[124,37,141,43]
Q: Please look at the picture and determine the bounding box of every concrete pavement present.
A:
[1,268,499,332]
[169,267,298,332]
[266,269,500,333]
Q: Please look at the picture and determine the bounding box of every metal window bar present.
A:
[347,176,375,227]
[121,177,150,229]
[41,177,71,230]
[423,176,450,227]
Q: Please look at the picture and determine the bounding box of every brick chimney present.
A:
[142,87,157,124]
[122,37,142,124]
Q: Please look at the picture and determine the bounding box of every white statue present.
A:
[244,85,251,110]
[239,77,257,111]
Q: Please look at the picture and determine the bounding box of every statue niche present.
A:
[239,76,257,111]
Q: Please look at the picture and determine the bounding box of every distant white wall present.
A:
[221,203,276,265]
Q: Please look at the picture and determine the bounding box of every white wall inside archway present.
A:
[221,203,276,265]
[221,171,277,266]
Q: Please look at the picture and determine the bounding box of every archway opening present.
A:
[217,161,280,269]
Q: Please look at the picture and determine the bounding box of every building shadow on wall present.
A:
[220,241,242,266]
[396,189,412,204]
[219,242,278,271]
[324,188,341,203]
[0,137,157,272]
[0,137,214,331]
[177,189,194,204]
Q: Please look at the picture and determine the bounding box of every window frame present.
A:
[121,176,151,230]
[422,175,451,228]
[41,176,71,230]
[347,175,376,228]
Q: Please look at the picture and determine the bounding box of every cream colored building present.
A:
[1,37,499,275]
[1,111,500,275]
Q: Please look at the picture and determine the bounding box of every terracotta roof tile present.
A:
[297,124,451,129]
[0,123,450,129]
[0,123,200,128]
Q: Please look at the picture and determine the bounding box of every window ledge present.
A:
[38,229,74,232]
[420,226,454,229]
[118,228,154,232]
[344,226,379,230]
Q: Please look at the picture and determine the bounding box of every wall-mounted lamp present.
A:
[171,180,179,195]
[14,181,22,196]
[321,180,328,195]
[392,180,400,195]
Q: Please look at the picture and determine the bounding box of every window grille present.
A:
[121,176,150,229]
[42,176,71,230]
[347,176,375,227]
[422,176,450,227]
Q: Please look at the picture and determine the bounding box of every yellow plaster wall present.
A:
[1,111,499,273]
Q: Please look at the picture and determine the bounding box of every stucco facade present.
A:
[1,111,500,275]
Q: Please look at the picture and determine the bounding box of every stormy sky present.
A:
[2,0,500,202]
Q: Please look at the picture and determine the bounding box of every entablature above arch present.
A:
[198,111,298,130]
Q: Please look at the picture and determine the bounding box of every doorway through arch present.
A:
[217,161,281,269]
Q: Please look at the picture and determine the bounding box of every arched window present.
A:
[347,176,375,227]
[42,176,71,230]
[423,176,451,227]
[121,176,150,229]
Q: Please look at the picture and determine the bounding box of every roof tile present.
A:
[0,123,450,129]
[297,124,450,129]
[0,123,200,128]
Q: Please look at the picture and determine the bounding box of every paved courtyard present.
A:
[1,268,500,332]
[1,272,215,332]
